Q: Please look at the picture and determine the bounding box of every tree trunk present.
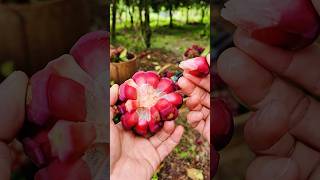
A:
[157,12,160,27]
[201,7,205,24]
[139,0,144,30]
[129,6,134,28]
[144,0,151,48]
[169,5,173,28]
[111,0,117,41]
[186,6,189,24]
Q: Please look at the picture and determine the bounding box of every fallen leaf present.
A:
[187,168,203,180]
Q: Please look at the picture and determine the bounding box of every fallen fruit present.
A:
[179,56,210,77]
[184,44,205,59]
[221,0,320,50]
[115,71,183,136]
[212,98,234,151]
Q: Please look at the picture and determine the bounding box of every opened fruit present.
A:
[115,71,183,136]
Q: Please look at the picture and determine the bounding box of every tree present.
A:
[111,0,118,41]
[144,0,151,48]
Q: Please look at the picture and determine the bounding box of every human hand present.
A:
[0,71,28,180]
[109,84,184,180]
[218,23,320,180]
[177,55,210,143]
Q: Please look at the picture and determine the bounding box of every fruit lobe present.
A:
[179,56,209,77]
[212,98,234,151]
[222,0,320,50]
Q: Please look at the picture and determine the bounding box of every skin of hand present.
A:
[177,55,210,143]
[110,84,184,180]
[218,1,320,178]
[0,71,28,180]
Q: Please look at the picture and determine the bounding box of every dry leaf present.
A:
[187,168,203,180]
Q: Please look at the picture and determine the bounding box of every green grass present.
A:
[111,7,209,55]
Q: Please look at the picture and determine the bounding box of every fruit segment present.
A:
[116,71,183,136]
[212,98,234,151]
[35,159,92,180]
[221,0,320,50]
[179,56,209,77]
[48,120,96,162]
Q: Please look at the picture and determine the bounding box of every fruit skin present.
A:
[212,98,234,151]
[35,159,92,180]
[210,147,220,178]
[221,0,320,50]
[179,56,209,77]
[117,71,183,137]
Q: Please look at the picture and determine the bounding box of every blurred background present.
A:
[110,0,210,179]
[0,0,107,179]
[212,1,254,180]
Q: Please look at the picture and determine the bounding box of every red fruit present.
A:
[221,0,320,50]
[212,72,226,90]
[212,98,234,151]
[119,81,137,101]
[121,112,139,130]
[155,99,178,121]
[35,159,91,180]
[47,74,86,122]
[117,71,182,136]
[179,56,209,77]
[210,147,220,178]
[156,78,175,93]
[48,120,96,162]
[70,31,108,81]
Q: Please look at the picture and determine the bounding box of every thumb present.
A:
[311,0,320,15]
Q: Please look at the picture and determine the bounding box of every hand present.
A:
[109,84,184,180]
[0,72,28,180]
[218,26,320,180]
[177,55,210,143]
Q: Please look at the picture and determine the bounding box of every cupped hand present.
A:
[110,84,184,180]
[218,27,320,179]
[177,55,210,143]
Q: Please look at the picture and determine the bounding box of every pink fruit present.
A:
[221,0,320,50]
[116,71,182,136]
[179,56,209,77]
[35,159,91,180]
[70,31,108,80]
[48,120,96,162]
[212,98,234,151]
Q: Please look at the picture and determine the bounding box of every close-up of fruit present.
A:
[221,0,320,50]
[179,56,210,77]
[18,31,108,179]
[114,71,183,137]
[184,44,205,59]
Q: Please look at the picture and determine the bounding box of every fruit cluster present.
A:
[184,44,205,59]
[19,31,108,180]
[222,0,320,50]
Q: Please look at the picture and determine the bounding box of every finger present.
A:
[183,72,210,92]
[311,0,320,15]
[110,84,119,106]
[157,126,184,161]
[149,121,175,148]
[309,165,320,180]
[0,142,11,180]
[0,71,28,142]
[246,156,299,180]
[290,142,320,180]
[218,47,320,152]
[217,47,273,107]
[177,76,196,96]
[234,28,320,97]
[206,53,210,66]
[187,111,204,128]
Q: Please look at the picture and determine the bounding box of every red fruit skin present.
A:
[132,71,147,86]
[144,71,160,88]
[156,78,175,94]
[155,99,178,121]
[121,112,139,130]
[134,118,149,136]
[148,107,162,133]
[212,98,234,151]
[35,159,92,180]
[47,74,86,122]
[210,147,220,178]
[189,57,209,77]
[222,0,320,50]
[119,83,137,101]
[48,120,96,162]
[162,92,183,107]
[70,31,108,80]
